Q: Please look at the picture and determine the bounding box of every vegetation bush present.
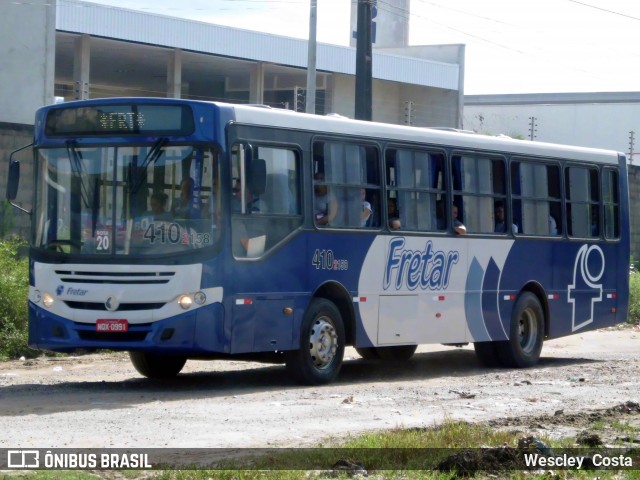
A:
[0,200,15,238]
[0,238,37,359]
[628,270,640,325]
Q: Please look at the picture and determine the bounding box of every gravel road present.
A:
[1,326,639,449]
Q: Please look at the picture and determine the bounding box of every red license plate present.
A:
[96,319,129,332]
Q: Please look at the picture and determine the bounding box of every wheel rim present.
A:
[308,316,338,369]
[519,307,538,354]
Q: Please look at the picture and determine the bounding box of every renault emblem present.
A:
[105,296,119,312]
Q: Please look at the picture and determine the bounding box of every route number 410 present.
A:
[312,249,348,271]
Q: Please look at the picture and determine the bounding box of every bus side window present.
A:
[511,160,561,236]
[565,166,599,238]
[453,154,505,234]
[603,168,620,239]
[387,148,446,232]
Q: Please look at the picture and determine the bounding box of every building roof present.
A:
[57,0,460,90]
[465,92,640,106]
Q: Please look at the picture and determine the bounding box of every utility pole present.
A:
[294,87,305,112]
[305,0,317,114]
[355,0,373,121]
[404,101,413,126]
[528,116,537,141]
[629,131,635,164]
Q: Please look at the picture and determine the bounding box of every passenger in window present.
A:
[494,201,518,233]
[173,177,195,218]
[453,204,466,235]
[591,208,599,236]
[361,189,373,227]
[313,172,338,226]
[232,180,267,213]
[566,204,573,236]
[148,192,170,221]
[436,200,446,230]
[548,215,558,235]
[387,197,401,230]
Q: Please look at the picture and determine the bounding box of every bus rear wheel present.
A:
[375,345,417,361]
[495,292,544,368]
[285,298,345,385]
[473,342,502,367]
[356,345,417,361]
[129,352,187,379]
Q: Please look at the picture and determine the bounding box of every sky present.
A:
[89,0,640,95]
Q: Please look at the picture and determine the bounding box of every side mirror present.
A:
[7,143,33,214]
[7,160,20,201]
[249,158,266,196]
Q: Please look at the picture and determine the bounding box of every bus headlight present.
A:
[42,292,55,308]
[178,295,193,310]
[194,291,206,305]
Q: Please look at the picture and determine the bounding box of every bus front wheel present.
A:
[495,292,544,368]
[129,352,187,379]
[285,298,345,385]
[355,347,379,359]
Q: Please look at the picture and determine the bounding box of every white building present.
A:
[464,92,640,159]
[1,0,465,128]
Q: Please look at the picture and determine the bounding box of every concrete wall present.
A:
[0,0,55,125]
[327,74,458,128]
[1,123,34,239]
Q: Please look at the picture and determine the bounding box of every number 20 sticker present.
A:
[96,230,110,251]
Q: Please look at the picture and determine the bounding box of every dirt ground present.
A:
[1,325,639,450]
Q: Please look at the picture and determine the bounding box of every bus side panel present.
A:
[357,236,516,346]
[501,241,622,339]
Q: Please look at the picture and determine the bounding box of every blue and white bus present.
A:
[6,98,630,385]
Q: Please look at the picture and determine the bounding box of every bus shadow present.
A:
[339,350,600,384]
[1,349,602,417]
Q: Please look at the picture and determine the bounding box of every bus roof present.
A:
[227,102,623,165]
[37,98,623,165]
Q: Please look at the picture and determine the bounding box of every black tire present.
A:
[355,347,379,360]
[375,344,417,361]
[285,298,345,385]
[495,292,544,368]
[129,352,187,379]
[473,341,502,367]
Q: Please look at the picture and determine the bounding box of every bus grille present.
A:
[54,270,175,285]
[77,331,149,342]
[65,301,165,311]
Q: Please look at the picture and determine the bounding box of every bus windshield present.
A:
[33,143,221,256]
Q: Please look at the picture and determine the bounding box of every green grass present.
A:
[3,417,640,479]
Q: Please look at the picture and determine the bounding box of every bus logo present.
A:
[383,238,459,291]
[568,245,605,331]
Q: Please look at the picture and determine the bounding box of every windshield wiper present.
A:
[66,141,92,209]
[132,138,168,194]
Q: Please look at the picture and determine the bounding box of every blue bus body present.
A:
[11,98,629,384]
